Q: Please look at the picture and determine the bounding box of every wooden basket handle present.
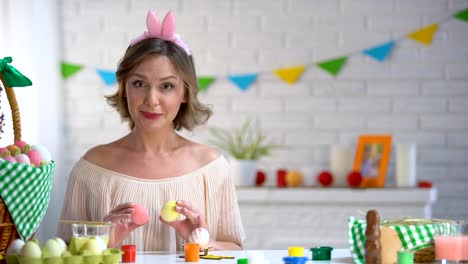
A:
[0,73,22,142]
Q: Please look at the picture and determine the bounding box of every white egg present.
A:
[188,227,210,246]
[6,239,25,254]
[15,154,31,165]
[31,144,52,163]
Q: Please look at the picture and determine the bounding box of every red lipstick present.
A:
[141,111,162,120]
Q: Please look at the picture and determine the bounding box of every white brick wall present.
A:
[60,0,468,243]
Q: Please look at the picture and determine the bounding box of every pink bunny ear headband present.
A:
[130,10,191,55]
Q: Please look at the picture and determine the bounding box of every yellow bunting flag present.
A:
[274,65,306,85]
[407,23,439,45]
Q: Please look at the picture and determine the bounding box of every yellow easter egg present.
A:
[160,200,180,222]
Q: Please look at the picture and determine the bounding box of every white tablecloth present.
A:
[135,249,353,263]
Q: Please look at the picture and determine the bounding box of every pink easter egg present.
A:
[14,140,28,150]
[4,155,17,163]
[131,204,149,225]
[15,154,31,165]
[27,150,42,167]
[0,147,8,155]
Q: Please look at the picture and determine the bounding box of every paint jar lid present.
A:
[397,250,414,264]
[288,246,304,257]
[282,256,308,264]
[121,244,136,251]
[237,258,248,264]
[310,246,333,260]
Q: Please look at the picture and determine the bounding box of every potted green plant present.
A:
[208,119,280,186]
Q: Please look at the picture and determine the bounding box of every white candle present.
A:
[330,145,354,187]
[396,144,417,187]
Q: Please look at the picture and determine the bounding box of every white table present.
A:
[135,249,354,263]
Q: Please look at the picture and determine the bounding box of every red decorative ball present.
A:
[347,170,363,188]
[256,170,267,186]
[317,171,333,187]
[418,180,433,188]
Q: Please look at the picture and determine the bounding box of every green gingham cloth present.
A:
[348,216,452,264]
[0,160,55,240]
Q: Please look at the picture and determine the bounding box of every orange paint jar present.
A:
[185,243,200,262]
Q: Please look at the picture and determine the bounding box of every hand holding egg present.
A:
[131,204,149,225]
[161,200,209,244]
[188,227,210,247]
[160,200,180,222]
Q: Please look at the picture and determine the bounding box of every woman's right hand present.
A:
[104,203,142,247]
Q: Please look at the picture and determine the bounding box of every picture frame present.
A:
[353,135,392,188]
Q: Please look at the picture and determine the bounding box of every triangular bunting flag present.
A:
[197,76,216,92]
[227,73,258,91]
[317,56,348,77]
[96,69,117,86]
[363,41,396,62]
[454,8,468,22]
[61,62,83,79]
[274,66,305,85]
[407,23,439,46]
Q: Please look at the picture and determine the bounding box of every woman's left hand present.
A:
[160,200,205,241]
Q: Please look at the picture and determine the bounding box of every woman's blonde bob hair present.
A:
[106,38,212,131]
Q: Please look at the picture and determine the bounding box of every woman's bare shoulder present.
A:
[82,142,122,166]
[187,141,221,165]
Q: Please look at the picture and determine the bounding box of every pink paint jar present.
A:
[434,221,468,262]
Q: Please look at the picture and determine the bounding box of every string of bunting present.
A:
[61,8,468,92]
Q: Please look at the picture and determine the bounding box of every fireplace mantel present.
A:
[236,187,437,249]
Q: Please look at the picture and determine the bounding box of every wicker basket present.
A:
[0,200,20,255]
[0,72,23,255]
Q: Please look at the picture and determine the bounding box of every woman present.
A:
[59,10,245,251]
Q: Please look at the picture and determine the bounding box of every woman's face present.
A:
[125,54,186,132]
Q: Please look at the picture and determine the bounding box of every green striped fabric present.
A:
[348,216,449,264]
[0,160,55,240]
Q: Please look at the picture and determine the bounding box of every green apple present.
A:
[160,200,179,222]
[19,241,41,257]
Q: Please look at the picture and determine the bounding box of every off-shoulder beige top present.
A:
[58,156,245,251]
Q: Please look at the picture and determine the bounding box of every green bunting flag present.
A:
[454,8,468,22]
[317,56,348,77]
[197,76,216,92]
[61,62,83,79]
